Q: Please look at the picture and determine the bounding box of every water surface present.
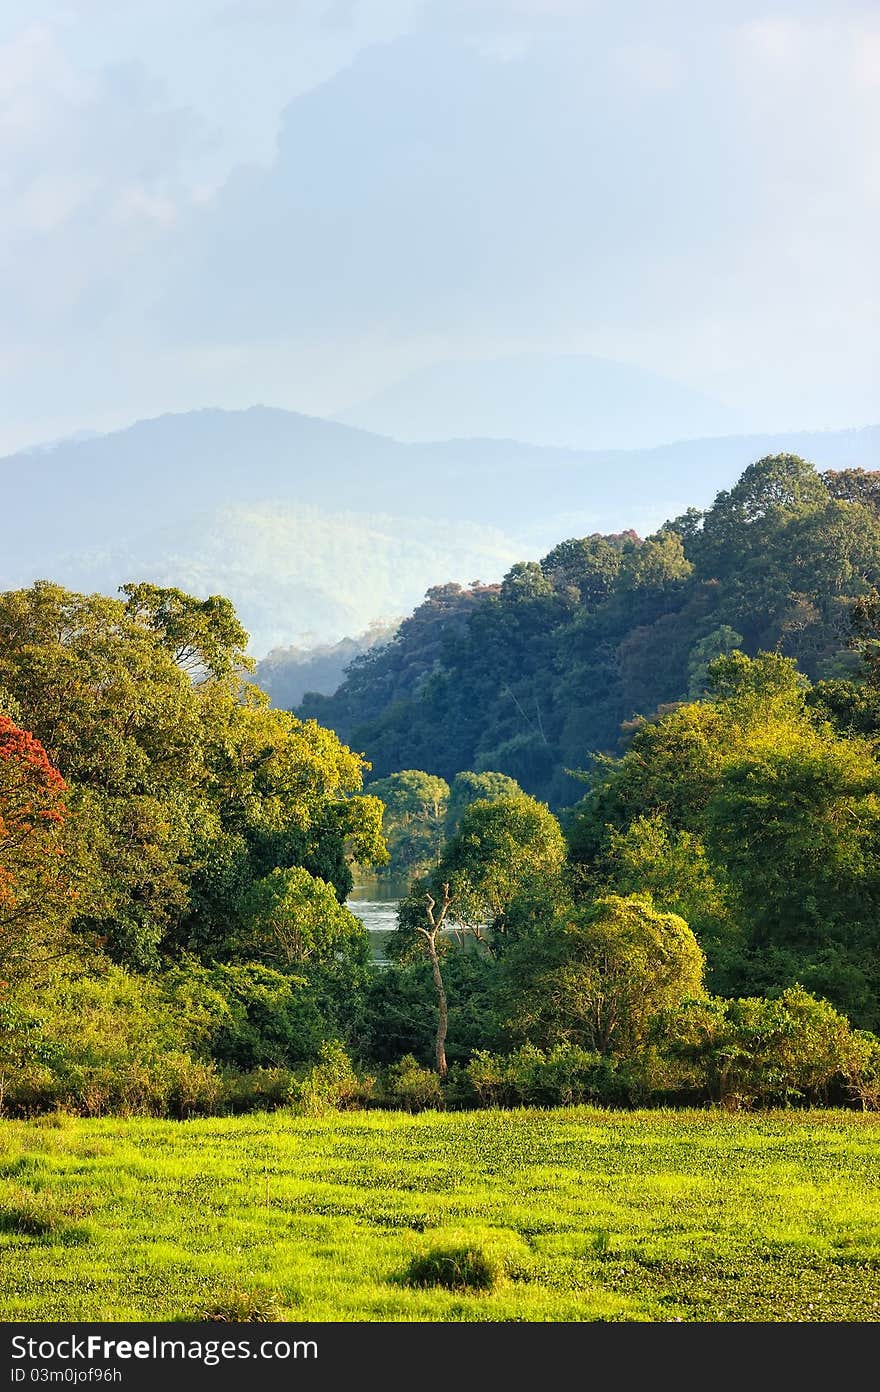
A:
[347,879,407,963]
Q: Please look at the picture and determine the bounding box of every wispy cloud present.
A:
[0,0,876,451]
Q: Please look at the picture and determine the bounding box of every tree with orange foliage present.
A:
[0,713,70,993]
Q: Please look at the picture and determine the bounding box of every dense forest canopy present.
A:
[302,457,880,806]
[4,454,880,1117]
[0,580,386,979]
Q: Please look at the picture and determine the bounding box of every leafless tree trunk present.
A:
[417,883,454,1078]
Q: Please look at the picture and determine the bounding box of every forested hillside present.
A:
[302,456,880,805]
[3,410,876,653]
[256,622,398,709]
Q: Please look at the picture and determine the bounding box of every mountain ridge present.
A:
[4,407,878,654]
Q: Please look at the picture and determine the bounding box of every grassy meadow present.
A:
[1,1107,879,1323]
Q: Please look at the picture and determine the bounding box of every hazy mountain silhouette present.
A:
[336,353,745,449]
[4,406,877,653]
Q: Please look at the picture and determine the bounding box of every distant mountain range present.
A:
[3,405,877,655]
[336,353,746,449]
[256,622,399,710]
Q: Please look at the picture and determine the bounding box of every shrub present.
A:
[220,1068,298,1114]
[0,966,229,1117]
[382,1056,444,1111]
[661,986,880,1107]
[199,962,327,1069]
[287,1040,373,1116]
[199,1289,283,1322]
[850,1033,880,1110]
[462,1043,630,1108]
[162,1053,223,1119]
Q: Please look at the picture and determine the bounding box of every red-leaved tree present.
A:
[0,714,70,992]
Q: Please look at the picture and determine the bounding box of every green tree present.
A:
[238,866,366,970]
[445,770,522,836]
[434,793,566,941]
[121,582,254,684]
[501,893,705,1056]
[0,583,208,966]
[620,529,692,595]
[663,985,877,1106]
[540,535,626,608]
[686,625,743,698]
[367,769,449,878]
[604,814,733,972]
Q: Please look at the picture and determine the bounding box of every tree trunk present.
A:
[421,884,453,1079]
[427,934,448,1078]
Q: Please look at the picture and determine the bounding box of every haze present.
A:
[1,0,877,454]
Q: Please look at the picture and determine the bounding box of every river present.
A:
[346,879,407,964]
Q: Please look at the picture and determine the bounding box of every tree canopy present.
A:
[302,457,880,806]
[0,581,386,971]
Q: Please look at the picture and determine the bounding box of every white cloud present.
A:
[0,1,876,451]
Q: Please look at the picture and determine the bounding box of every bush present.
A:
[850,1033,880,1110]
[381,1056,444,1111]
[0,966,229,1117]
[198,1289,283,1322]
[404,1229,530,1291]
[661,986,880,1107]
[461,1043,630,1108]
[163,1053,223,1119]
[220,1068,298,1114]
[287,1040,374,1116]
[192,962,327,1070]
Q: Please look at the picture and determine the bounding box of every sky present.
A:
[0,0,877,454]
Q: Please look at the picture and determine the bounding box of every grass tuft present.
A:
[0,1187,91,1246]
[404,1229,531,1292]
[198,1289,283,1323]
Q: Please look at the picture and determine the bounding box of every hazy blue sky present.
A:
[1,0,877,452]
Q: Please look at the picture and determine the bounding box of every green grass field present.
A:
[1,1108,879,1322]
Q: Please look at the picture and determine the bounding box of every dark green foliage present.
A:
[306,458,880,806]
[197,963,328,1069]
[359,952,502,1066]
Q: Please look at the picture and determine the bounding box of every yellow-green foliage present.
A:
[1,1108,879,1322]
[0,966,227,1118]
[287,1041,373,1117]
